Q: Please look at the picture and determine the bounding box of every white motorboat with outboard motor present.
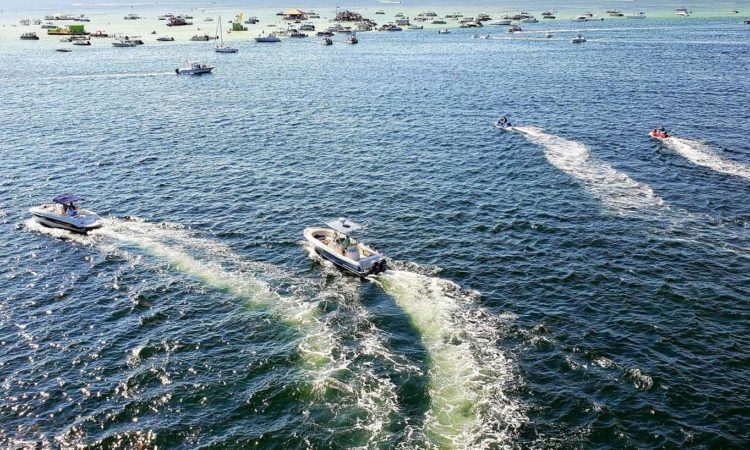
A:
[29,194,103,234]
[303,218,387,277]
[176,61,214,75]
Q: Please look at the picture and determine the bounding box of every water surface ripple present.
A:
[1,11,749,450]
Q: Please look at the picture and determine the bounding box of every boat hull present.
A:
[176,68,214,75]
[649,131,669,140]
[303,227,387,277]
[30,207,103,234]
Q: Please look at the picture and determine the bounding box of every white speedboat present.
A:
[303,218,387,277]
[345,35,359,44]
[254,34,281,42]
[571,34,587,43]
[175,61,214,75]
[156,35,175,41]
[112,39,137,47]
[489,19,512,26]
[30,194,103,234]
[318,37,333,45]
[438,28,451,34]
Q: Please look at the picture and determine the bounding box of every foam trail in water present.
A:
[373,270,524,449]
[96,219,334,366]
[665,137,750,180]
[28,218,402,444]
[515,126,665,213]
[42,72,175,82]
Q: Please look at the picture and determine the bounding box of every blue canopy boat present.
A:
[29,194,103,234]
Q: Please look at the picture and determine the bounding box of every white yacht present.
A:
[489,19,512,26]
[112,39,137,47]
[254,34,281,42]
[303,218,387,277]
[626,12,647,19]
[156,35,175,41]
[30,194,103,234]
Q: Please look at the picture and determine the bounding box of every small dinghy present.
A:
[29,194,103,234]
[303,218,387,277]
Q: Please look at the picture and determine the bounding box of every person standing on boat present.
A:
[341,235,352,255]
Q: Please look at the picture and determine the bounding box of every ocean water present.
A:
[1,4,749,449]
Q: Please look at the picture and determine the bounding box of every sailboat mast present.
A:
[217,16,223,46]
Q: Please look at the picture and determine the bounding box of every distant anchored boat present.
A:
[254,34,281,42]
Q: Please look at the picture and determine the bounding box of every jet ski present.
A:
[303,218,387,277]
[494,118,513,129]
[29,194,103,234]
[649,128,669,140]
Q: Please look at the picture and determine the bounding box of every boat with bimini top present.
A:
[29,194,103,234]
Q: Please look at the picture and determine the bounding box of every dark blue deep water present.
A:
[1,13,749,449]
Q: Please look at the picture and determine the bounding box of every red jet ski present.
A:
[649,128,669,139]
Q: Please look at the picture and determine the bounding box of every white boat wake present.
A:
[26,218,402,445]
[665,137,750,180]
[372,270,525,449]
[515,126,665,213]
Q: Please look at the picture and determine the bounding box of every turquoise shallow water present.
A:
[1,6,750,449]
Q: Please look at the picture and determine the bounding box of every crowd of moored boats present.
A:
[14,7,750,53]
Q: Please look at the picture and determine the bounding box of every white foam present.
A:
[665,137,750,180]
[516,126,665,212]
[29,218,402,444]
[373,270,524,448]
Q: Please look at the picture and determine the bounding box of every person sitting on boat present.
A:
[65,203,77,216]
[659,126,666,134]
